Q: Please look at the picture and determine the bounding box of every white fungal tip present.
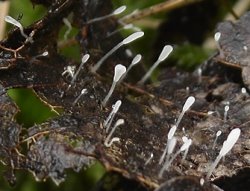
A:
[214,32,221,42]
[219,128,241,157]
[224,105,229,112]
[122,31,144,44]
[81,88,88,95]
[113,64,126,82]
[113,100,122,113]
[81,54,90,63]
[5,16,22,29]
[241,87,247,94]
[182,136,188,143]
[158,45,173,62]
[131,54,142,66]
[183,96,195,112]
[216,130,222,137]
[114,119,125,127]
[180,139,192,151]
[167,125,177,140]
[42,51,49,56]
[113,5,127,15]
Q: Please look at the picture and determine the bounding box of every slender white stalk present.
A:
[176,96,195,128]
[206,128,241,179]
[119,54,142,83]
[91,31,144,73]
[104,119,124,147]
[212,130,222,149]
[73,88,88,105]
[104,100,122,132]
[138,45,173,85]
[67,54,90,90]
[145,153,154,165]
[102,65,126,107]
[159,125,177,164]
[159,139,191,178]
[223,105,229,122]
[87,6,126,24]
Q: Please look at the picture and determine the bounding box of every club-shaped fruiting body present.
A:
[67,54,90,90]
[91,31,144,73]
[145,153,154,165]
[206,128,241,179]
[73,88,88,105]
[176,96,195,129]
[197,67,202,84]
[104,119,124,147]
[212,130,222,149]
[138,45,173,85]
[119,54,142,83]
[159,125,177,164]
[214,32,221,42]
[63,18,72,40]
[104,100,122,132]
[102,64,126,107]
[87,5,126,24]
[159,138,192,178]
[224,105,229,122]
[5,15,33,43]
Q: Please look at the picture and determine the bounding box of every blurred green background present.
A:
[0,0,242,190]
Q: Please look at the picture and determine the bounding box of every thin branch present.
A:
[120,0,202,24]
[0,1,10,40]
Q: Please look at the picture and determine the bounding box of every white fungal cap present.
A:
[224,105,229,112]
[5,16,23,29]
[131,54,142,66]
[113,64,126,82]
[113,100,122,113]
[216,130,222,137]
[167,137,177,155]
[81,88,88,95]
[180,139,192,152]
[167,125,177,140]
[42,51,49,56]
[219,128,241,156]
[158,45,173,62]
[241,87,247,94]
[113,5,127,15]
[182,136,188,143]
[122,31,144,44]
[81,54,90,63]
[214,32,221,42]
[182,96,195,112]
[114,118,125,127]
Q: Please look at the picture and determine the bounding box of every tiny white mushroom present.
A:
[87,6,126,24]
[91,31,144,72]
[159,138,192,178]
[67,54,90,90]
[119,54,142,83]
[223,105,229,122]
[159,125,177,165]
[176,96,195,129]
[206,128,241,179]
[104,100,122,132]
[73,88,88,105]
[212,130,222,149]
[102,64,126,107]
[138,45,173,85]
[104,119,124,147]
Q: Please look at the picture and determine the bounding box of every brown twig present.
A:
[0,1,10,40]
[120,0,202,24]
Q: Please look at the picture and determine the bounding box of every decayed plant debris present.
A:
[0,0,249,190]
